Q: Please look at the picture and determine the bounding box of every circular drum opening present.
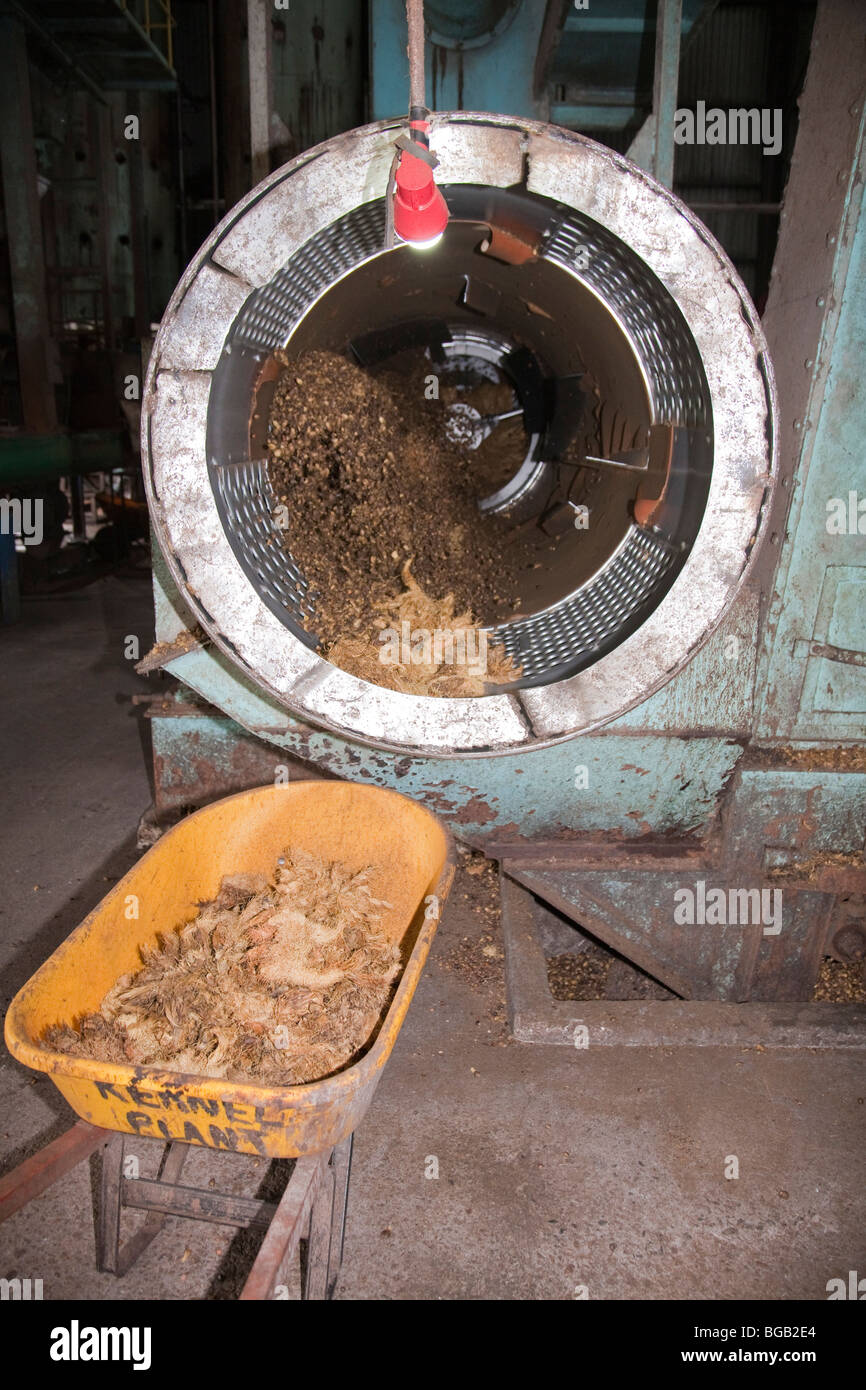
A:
[144,117,775,754]
[207,185,713,689]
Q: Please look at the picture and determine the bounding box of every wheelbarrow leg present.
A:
[304,1133,354,1301]
[118,1141,188,1276]
[327,1133,353,1299]
[96,1134,124,1272]
[97,1136,188,1276]
[240,1153,325,1300]
[303,1155,335,1301]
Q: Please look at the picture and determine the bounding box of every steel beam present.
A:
[628,0,691,186]
[247,0,272,185]
[757,0,866,742]
[5,0,108,103]
[0,16,58,431]
[651,0,682,188]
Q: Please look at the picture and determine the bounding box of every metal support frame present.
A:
[502,874,866,1046]
[0,1121,111,1223]
[626,0,683,188]
[650,0,682,189]
[247,0,273,186]
[125,87,153,340]
[116,0,176,75]
[0,1122,353,1300]
[756,0,866,744]
[5,0,109,104]
[9,0,176,92]
[135,690,328,845]
[0,14,58,432]
[218,0,249,207]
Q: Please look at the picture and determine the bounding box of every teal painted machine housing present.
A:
[147,107,866,855]
[756,149,866,743]
[368,0,708,134]
[152,540,753,845]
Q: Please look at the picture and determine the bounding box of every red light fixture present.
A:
[392,127,449,250]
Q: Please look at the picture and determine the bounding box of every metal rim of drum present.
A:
[142,113,777,758]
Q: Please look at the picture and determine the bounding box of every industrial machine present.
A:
[139,0,865,1009]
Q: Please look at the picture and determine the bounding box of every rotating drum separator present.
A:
[139,113,824,1006]
[143,114,776,760]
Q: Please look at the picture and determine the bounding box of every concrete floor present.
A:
[1,577,864,1300]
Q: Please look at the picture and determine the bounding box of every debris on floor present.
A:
[544,926,676,1001]
[438,850,509,1040]
[45,849,400,1085]
[813,957,866,1002]
[547,948,612,1001]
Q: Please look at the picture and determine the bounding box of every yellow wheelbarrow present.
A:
[2,781,455,1298]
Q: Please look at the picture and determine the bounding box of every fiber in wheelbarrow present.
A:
[5,783,455,1158]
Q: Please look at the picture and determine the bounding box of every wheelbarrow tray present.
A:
[5,783,455,1158]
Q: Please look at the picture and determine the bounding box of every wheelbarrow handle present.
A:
[0,1119,111,1224]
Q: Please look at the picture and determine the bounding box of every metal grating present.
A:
[544,214,709,425]
[232,200,386,352]
[215,458,317,630]
[490,526,677,680]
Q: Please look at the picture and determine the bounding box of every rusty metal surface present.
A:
[504,863,754,1000]
[96,1133,123,1273]
[109,1139,189,1278]
[482,834,711,868]
[326,1134,353,1297]
[150,650,747,841]
[502,874,866,1044]
[501,755,865,1001]
[725,768,866,873]
[756,0,866,741]
[829,898,866,964]
[123,1177,276,1228]
[0,1120,110,1225]
[148,705,325,817]
[3,1120,350,1298]
[746,890,835,1003]
[240,1154,326,1301]
[504,756,865,1001]
[90,1128,347,1296]
[304,1157,336,1301]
